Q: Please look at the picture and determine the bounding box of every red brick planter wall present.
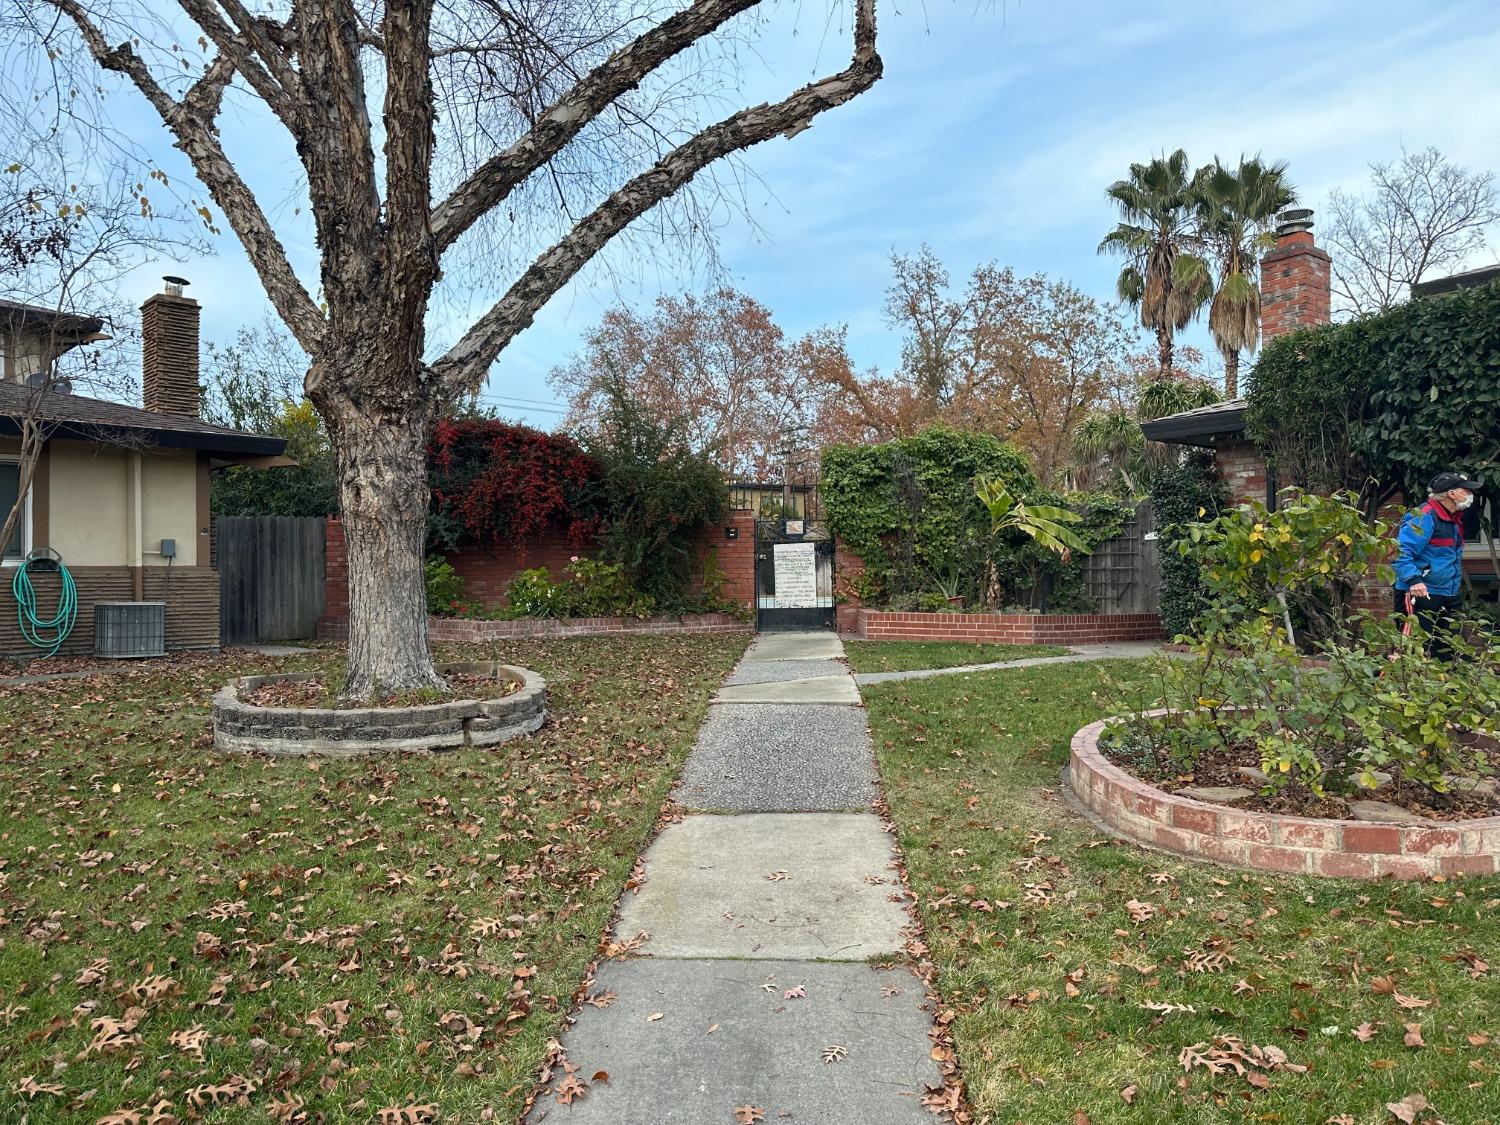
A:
[426,614,751,642]
[848,608,1164,645]
[319,612,749,643]
[1068,717,1500,879]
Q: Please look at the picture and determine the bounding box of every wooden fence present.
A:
[217,516,326,644]
[1081,502,1160,615]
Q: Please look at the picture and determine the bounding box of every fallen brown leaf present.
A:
[1385,1093,1430,1123]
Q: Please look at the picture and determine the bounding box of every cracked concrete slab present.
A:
[524,958,939,1124]
[724,658,849,686]
[615,813,907,960]
[677,704,876,812]
[741,631,845,662]
[715,674,861,705]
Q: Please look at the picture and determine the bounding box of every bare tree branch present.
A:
[174,0,299,121]
[1324,146,1499,315]
[429,0,760,254]
[434,0,882,393]
[42,0,326,352]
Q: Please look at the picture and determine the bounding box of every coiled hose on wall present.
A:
[12,548,77,658]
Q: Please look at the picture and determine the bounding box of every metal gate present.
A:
[754,518,835,632]
[217,516,327,644]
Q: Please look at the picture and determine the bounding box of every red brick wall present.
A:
[1260,231,1332,343]
[1212,437,1269,506]
[318,510,756,636]
[852,609,1164,645]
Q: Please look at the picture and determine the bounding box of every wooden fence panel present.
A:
[1082,502,1160,615]
[218,517,326,643]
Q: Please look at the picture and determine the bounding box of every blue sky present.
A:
[104,0,1500,428]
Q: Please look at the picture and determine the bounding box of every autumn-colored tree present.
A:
[549,288,846,477]
[814,247,1135,481]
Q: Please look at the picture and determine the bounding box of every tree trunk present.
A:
[1156,323,1173,378]
[1224,350,1240,398]
[326,395,445,699]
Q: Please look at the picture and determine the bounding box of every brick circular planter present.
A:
[1067,716,1499,879]
[213,661,547,756]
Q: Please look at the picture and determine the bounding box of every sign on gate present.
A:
[753,517,835,631]
[771,542,818,608]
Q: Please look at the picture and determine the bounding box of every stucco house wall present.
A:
[1,286,284,661]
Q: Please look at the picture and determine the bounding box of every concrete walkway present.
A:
[528,632,939,1123]
[853,640,1175,685]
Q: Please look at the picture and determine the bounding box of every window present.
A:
[1,458,28,563]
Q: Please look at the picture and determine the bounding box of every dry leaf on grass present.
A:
[95,1100,179,1125]
[1385,1093,1431,1123]
[1125,898,1156,923]
[16,1075,65,1099]
[184,1076,257,1109]
[169,1025,210,1060]
[1352,1022,1377,1041]
[374,1105,440,1124]
[1402,1022,1425,1048]
[1119,1084,1137,1104]
[1393,991,1432,1010]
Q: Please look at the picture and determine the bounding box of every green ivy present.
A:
[1245,278,1500,532]
[1149,451,1226,638]
[821,426,1035,595]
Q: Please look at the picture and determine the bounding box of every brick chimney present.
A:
[140,275,201,417]
[1259,208,1331,345]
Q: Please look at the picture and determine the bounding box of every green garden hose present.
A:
[12,549,77,658]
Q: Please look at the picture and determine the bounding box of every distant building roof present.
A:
[1412,263,1500,298]
[1139,399,1248,447]
[0,381,285,457]
[0,298,108,343]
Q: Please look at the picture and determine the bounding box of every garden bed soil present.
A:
[1104,735,1499,823]
[243,670,520,709]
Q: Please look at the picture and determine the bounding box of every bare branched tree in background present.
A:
[1324,146,1499,315]
[1,160,202,559]
[8,0,883,695]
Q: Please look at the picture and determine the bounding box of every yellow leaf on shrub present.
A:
[1250,550,1263,563]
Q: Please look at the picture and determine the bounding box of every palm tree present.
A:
[1069,377,1222,496]
[1099,150,1213,377]
[1070,408,1144,494]
[1186,156,1297,397]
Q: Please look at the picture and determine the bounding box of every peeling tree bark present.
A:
[40,0,883,697]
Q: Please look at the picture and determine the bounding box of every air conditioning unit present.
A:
[95,602,166,658]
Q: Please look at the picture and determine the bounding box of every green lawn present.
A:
[0,634,745,1123]
[842,639,1068,674]
[866,660,1499,1125]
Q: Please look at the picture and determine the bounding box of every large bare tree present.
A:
[19,0,882,696]
[1324,146,1499,315]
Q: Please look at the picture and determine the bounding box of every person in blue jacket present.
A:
[1393,471,1482,659]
